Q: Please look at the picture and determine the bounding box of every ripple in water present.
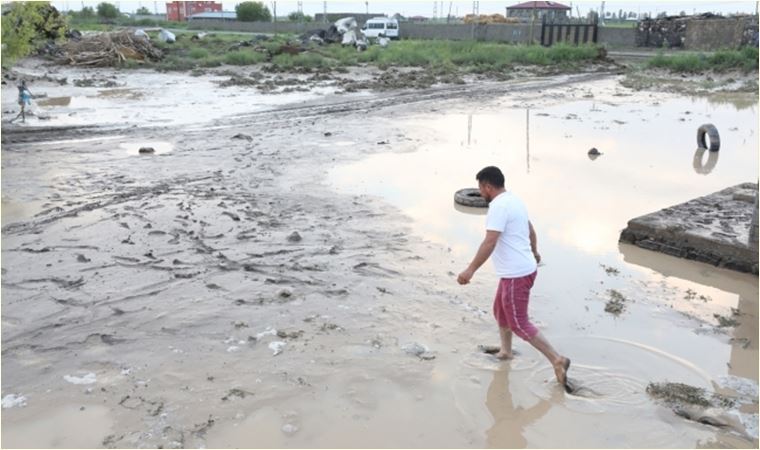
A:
[528,363,650,414]
[524,335,713,415]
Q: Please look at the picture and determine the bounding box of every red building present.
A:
[166,1,222,21]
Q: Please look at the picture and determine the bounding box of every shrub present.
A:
[96,2,119,19]
[647,48,757,73]
[1,2,68,64]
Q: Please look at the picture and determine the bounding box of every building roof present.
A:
[507,1,571,10]
[187,11,237,19]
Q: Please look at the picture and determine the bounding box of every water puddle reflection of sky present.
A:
[329,90,759,388]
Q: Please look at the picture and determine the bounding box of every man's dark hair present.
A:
[476,166,505,188]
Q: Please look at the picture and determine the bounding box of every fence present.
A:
[186,19,638,47]
[540,17,598,46]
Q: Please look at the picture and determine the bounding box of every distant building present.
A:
[506,1,571,22]
[166,1,221,21]
[408,15,429,22]
[187,11,237,21]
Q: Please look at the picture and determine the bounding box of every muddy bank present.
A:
[2,60,758,448]
[621,68,758,96]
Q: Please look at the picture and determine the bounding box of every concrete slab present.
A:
[620,183,759,274]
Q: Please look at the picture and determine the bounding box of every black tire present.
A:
[697,124,720,152]
[454,188,487,208]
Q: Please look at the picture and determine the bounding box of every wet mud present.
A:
[2,59,758,448]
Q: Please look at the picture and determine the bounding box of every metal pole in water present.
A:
[751,183,759,245]
[526,108,530,174]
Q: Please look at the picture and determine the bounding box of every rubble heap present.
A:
[55,31,163,67]
[636,15,690,48]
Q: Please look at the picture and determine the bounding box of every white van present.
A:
[361,17,399,40]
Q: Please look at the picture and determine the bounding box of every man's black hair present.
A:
[476,166,505,188]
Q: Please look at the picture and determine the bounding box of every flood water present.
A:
[2,67,758,448]
[329,80,759,446]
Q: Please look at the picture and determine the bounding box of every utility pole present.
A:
[447,1,453,23]
[433,1,437,19]
[599,1,605,25]
[365,1,368,15]
[323,1,327,23]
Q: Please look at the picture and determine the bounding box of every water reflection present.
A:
[454,201,487,216]
[693,147,720,174]
[620,242,758,381]
[485,367,558,448]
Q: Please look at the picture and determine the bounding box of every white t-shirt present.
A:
[485,191,537,278]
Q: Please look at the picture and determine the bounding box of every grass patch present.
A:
[224,50,267,65]
[188,48,209,59]
[647,47,759,73]
[302,41,601,72]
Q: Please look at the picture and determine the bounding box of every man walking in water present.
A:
[457,166,571,390]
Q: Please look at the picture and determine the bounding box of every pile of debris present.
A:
[463,14,519,24]
[636,15,689,48]
[54,31,164,67]
[300,17,370,50]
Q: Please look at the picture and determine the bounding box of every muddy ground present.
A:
[1,58,758,448]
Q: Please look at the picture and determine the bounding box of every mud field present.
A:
[1,59,758,448]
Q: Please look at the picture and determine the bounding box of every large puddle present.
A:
[329,83,759,446]
[1,70,339,129]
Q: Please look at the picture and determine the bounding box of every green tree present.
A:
[80,6,95,17]
[288,11,312,22]
[96,2,119,19]
[235,1,272,22]
[136,6,151,15]
[1,2,67,65]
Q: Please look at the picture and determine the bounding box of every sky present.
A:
[48,0,758,18]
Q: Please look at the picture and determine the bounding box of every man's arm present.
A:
[529,221,541,264]
[457,230,500,285]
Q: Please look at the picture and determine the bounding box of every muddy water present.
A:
[2,67,758,449]
[329,79,759,446]
[1,68,339,129]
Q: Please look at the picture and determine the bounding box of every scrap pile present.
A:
[55,31,163,67]
[463,14,519,24]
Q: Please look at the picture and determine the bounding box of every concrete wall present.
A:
[187,20,312,34]
[185,20,635,46]
[598,27,636,48]
[399,23,548,44]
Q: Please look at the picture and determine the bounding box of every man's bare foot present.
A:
[494,350,514,360]
[553,357,571,389]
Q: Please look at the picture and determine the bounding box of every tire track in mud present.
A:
[1,172,222,235]
[206,71,615,131]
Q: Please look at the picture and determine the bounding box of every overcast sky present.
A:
[49,1,758,18]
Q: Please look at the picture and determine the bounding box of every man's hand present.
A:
[533,251,541,264]
[457,268,474,285]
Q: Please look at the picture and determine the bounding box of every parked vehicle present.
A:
[361,17,400,39]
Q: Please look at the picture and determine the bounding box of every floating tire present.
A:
[697,124,720,152]
[454,188,487,208]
